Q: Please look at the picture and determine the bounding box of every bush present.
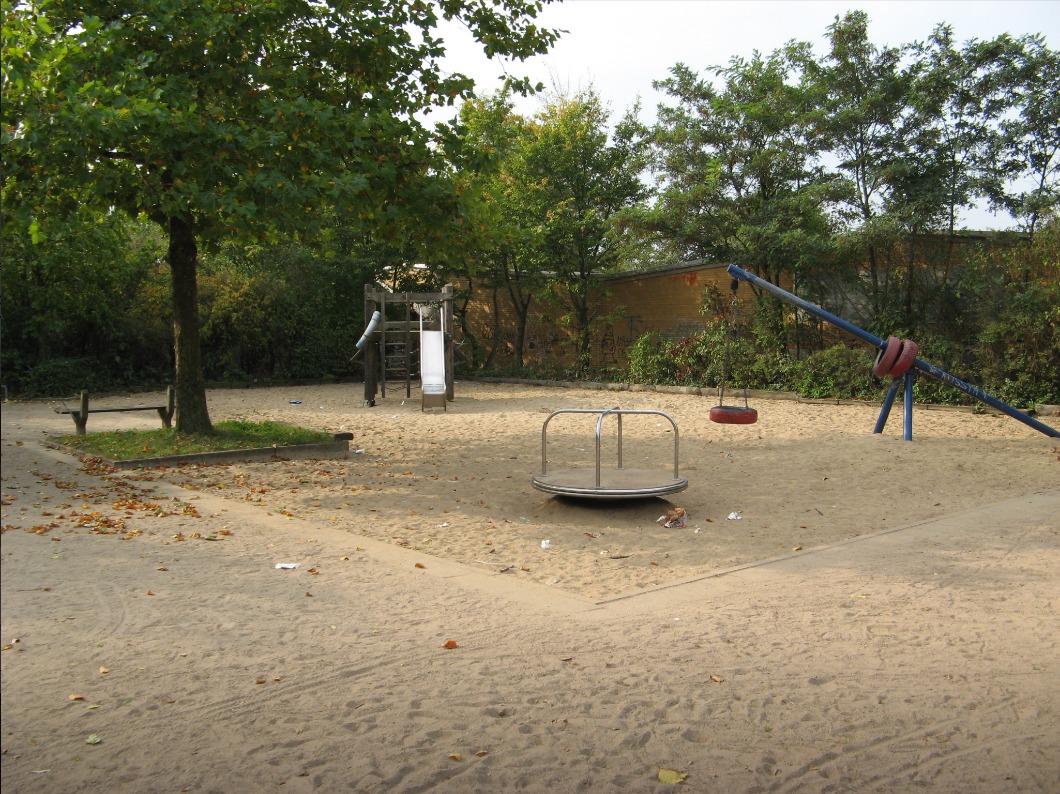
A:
[626,332,675,385]
[18,357,115,398]
[793,346,883,400]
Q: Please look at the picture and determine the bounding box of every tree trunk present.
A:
[168,215,213,433]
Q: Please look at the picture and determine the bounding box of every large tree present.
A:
[985,34,1060,240]
[452,91,545,368]
[520,89,650,370]
[644,47,835,339]
[2,0,557,430]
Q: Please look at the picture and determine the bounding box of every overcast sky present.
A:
[437,0,1059,229]
[440,0,1057,119]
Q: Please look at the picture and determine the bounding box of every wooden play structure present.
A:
[361,284,455,410]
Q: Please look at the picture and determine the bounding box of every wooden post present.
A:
[75,391,89,435]
[159,385,175,428]
[363,288,379,406]
[443,284,455,401]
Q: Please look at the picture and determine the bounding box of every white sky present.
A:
[440,0,1058,118]
[437,0,1060,229]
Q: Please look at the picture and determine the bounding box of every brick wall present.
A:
[458,262,782,370]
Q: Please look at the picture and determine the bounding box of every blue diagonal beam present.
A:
[726,265,1059,439]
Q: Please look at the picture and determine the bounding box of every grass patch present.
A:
[55,420,334,461]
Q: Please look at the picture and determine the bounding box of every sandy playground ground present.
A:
[1,380,1058,792]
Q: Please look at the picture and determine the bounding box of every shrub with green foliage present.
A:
[626,332,674,385]
[793,346,882,400]
[198,242,368,382]
[1,210,171,396]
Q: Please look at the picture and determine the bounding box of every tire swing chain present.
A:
[711,278,758,425]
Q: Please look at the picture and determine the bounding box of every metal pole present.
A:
[727,264,1060,439]
[875,378,903,435]
[903,374,914,441]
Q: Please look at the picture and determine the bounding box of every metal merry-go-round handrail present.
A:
[537,407,683,493]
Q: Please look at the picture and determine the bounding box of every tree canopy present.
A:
[2,0,559,430]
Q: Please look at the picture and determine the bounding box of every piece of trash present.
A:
[727,511,742,521]
[540,539,551,549]
[85,734,102,745]
[288,400,302,405]
[437,522,450,528]
[274,563,300,570]
[657,507,687,528]
[353,449,365,454]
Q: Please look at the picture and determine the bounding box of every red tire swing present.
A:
[873,336,920,379]
[711,278,758,425]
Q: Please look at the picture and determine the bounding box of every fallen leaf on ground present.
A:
[658,768,688,784]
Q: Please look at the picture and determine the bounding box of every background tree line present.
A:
[3,5,1057,409]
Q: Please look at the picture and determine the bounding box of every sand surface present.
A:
[2,381,1058,792]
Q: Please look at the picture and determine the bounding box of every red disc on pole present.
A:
[873,336,902,378]
[889,339,919,377]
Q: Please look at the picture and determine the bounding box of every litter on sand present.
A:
[727,511,742,521]
[657,507,687,528]
[274,563,300,569]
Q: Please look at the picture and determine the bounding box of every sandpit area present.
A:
[2,381,1057,792]
[135,381,1057,601]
